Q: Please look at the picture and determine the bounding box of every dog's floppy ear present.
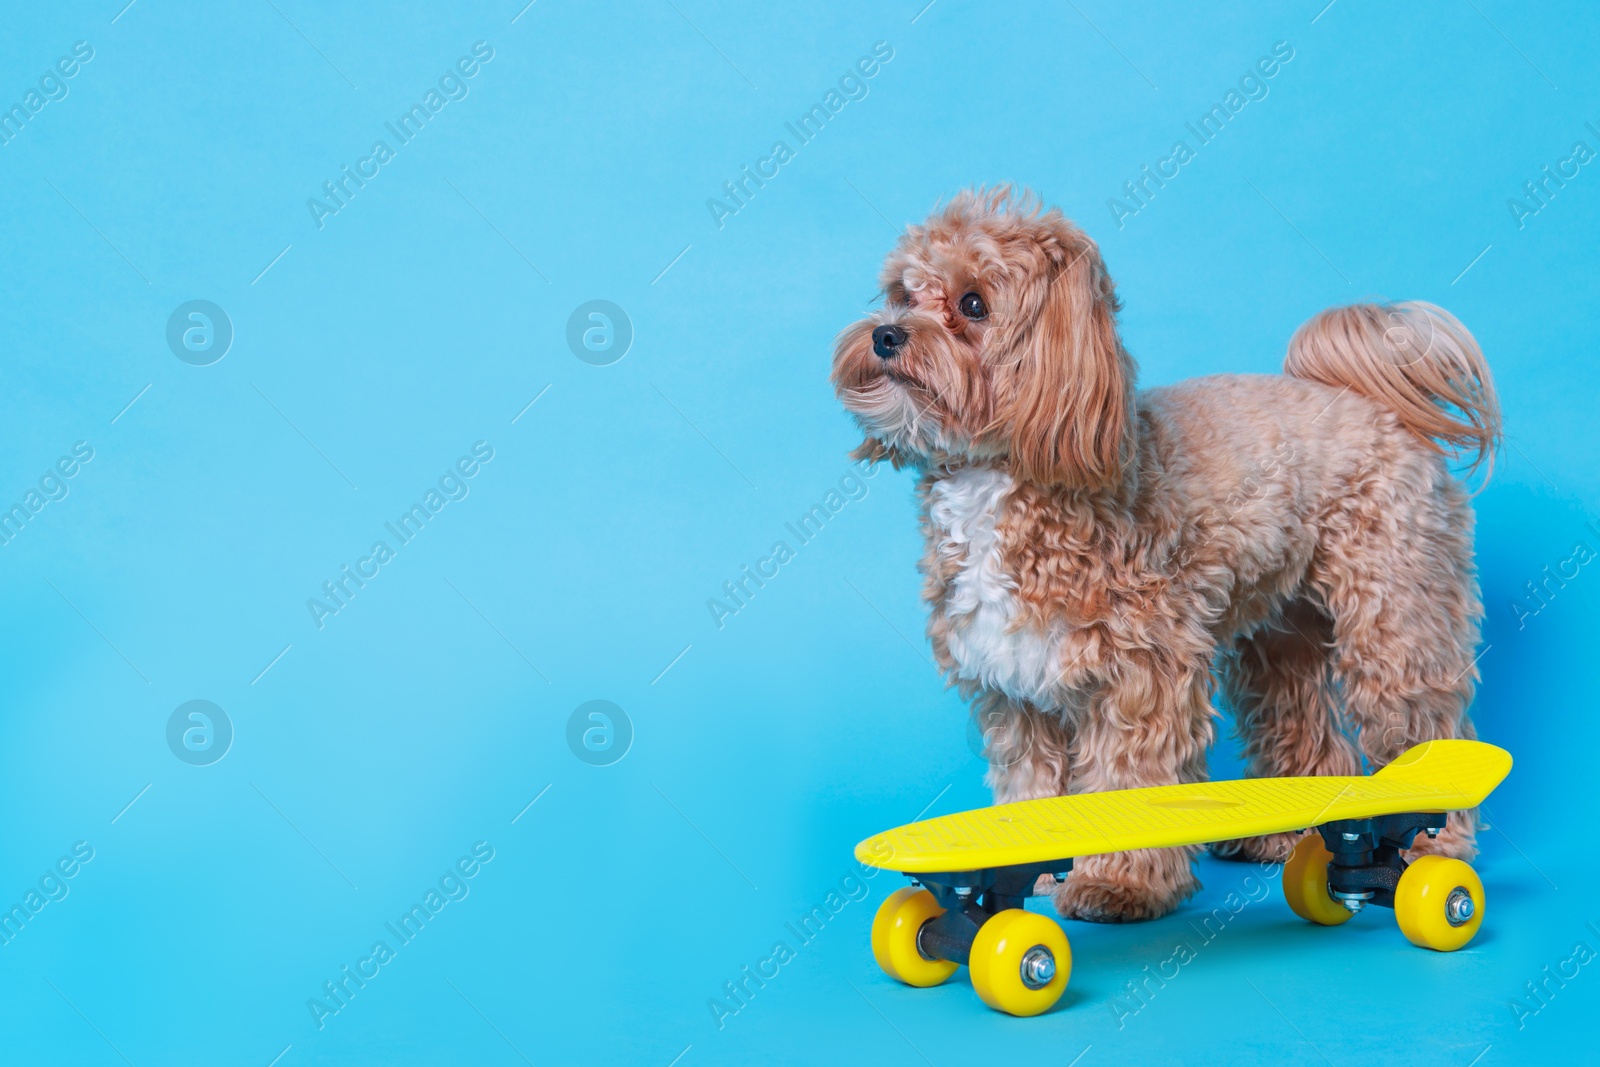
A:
[1002,235,1134,491]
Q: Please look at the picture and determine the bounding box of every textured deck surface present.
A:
[856,740,1511,873]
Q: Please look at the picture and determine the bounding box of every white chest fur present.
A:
[926,467,1068,706]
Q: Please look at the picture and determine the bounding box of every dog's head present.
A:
[831,187,1135,490]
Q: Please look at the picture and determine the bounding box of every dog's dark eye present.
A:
[958,292,987,320]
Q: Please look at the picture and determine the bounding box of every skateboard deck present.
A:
[856,739,1511,874]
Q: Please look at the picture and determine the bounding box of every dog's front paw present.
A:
[1051,849,1198,923]
[1210,830,1298,864]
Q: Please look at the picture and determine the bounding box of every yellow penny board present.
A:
[856,740,1511,874]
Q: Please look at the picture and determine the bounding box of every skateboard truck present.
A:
[1315,812,1449,913]
[910,862,1069,968]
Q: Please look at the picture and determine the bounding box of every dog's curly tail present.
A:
[1285,300,1502,479]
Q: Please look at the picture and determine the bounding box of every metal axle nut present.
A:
[1446,887,1475,926]
[1020,946,1056,989]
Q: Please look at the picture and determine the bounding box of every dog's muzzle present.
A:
[872,324,908,359]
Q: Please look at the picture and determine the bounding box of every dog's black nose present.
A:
[872,324,908,359]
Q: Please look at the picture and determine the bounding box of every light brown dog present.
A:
[832,188,1500,922]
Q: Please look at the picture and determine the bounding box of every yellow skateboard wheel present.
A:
[871,887,958,987]
[1394,855,1484,951]
[1282,836,1355,926]
[968,909,1071,1017]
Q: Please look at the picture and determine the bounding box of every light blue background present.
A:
[1,1,1596,1063]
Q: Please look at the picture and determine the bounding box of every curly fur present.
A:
[831,187,1499,922]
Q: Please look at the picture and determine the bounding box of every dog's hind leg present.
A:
[1312,474,1485,861]
[1211,598,1359,863]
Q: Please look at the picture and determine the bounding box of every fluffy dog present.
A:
[832,188,1500,923]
